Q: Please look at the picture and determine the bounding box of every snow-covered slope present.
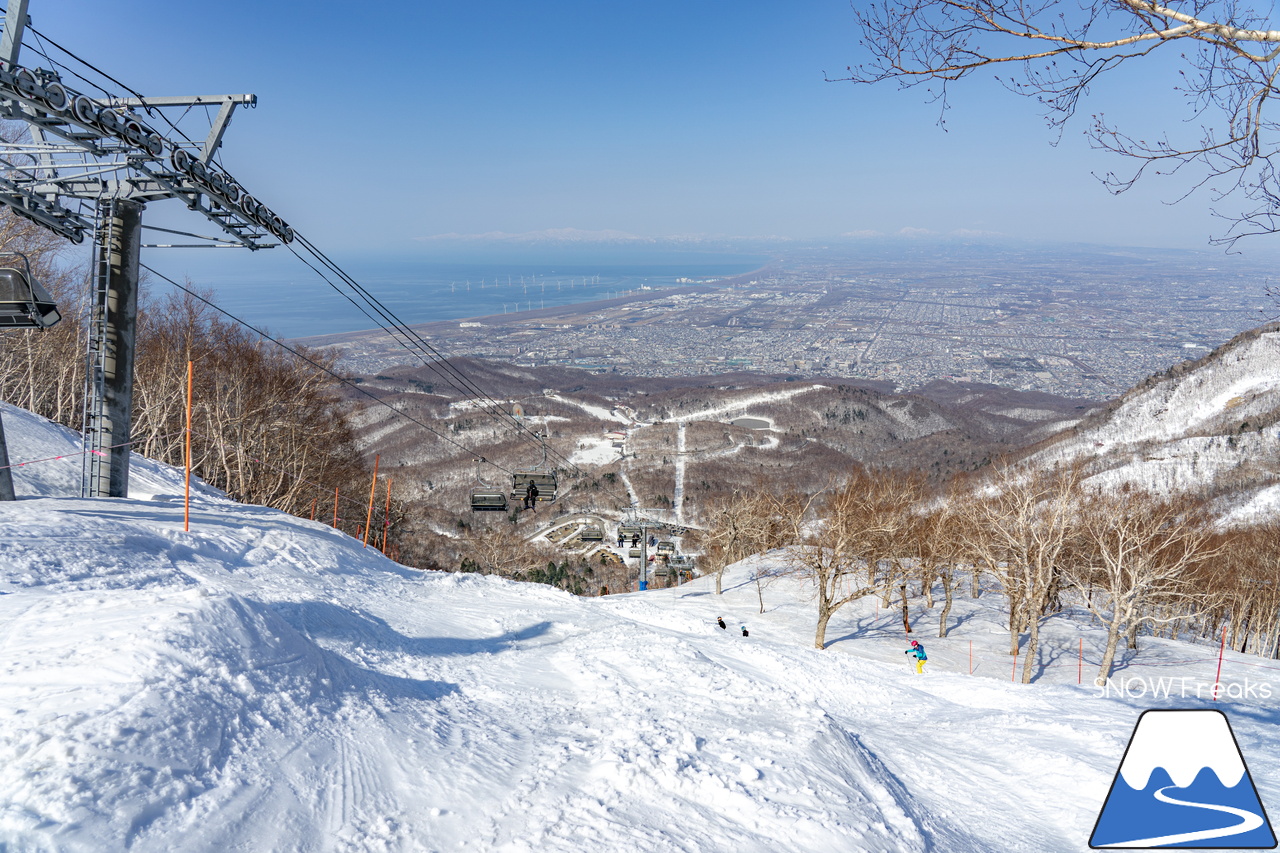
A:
[2,405,1279,852]
[1024,324,1280,521]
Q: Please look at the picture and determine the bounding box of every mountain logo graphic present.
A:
[1090,709,1276,849]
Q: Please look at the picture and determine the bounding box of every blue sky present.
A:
[26,1,1262,257]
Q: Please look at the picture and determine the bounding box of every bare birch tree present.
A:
[961,464,1082,683]
[788,466,923,650]
[911,496,967,638]
[703,486,797,595]
[1071,490,1216,685]
[843,0,1280,243]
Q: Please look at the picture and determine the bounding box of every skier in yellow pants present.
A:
[904,639,927,674]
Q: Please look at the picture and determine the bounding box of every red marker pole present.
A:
[1078,637,1083,686]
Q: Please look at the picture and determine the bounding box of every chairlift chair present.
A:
[618,523,643,541]
[512,470,557,502]
[510,431,558,502]
[0,254,60,329]
[470,490,508,512]
[656,540,675,556]
[580,524,604,542]
[469,458,509,512]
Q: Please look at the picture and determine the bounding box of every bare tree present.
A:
[843,0,1280,243]
[960,463,1082,683]
[703,485,796,594]
[910,496,967,638]
[1200,522,1280,657]
[788,466,923,649]
[1071,490,1217,685]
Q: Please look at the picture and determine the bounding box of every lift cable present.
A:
[138,261,515,475]
[280,240,547,450]
[289,232,538,438]
[7,16,594,485]
[19,19,234,174]
[285,234,588,478]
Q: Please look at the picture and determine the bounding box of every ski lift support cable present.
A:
[138,262,514,473]
[10,6,591,484]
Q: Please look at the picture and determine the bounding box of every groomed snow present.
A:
[569,435,621,466]
[544,394,628,423]
[2,404,1279,852]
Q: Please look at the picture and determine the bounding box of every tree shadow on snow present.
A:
[826,613,907,646]
[926,609,981,635]
[1028,642,1075,682]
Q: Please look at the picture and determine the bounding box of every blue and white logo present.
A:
[1090,709,1276,849]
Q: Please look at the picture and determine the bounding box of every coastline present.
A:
[289,261,777,347]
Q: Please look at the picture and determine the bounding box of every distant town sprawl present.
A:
[300,247,1269,400]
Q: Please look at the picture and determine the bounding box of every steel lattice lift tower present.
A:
[0,0,293,498]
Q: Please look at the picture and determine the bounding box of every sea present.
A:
[152,252,769,340]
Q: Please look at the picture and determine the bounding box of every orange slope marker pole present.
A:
[184,360,193,532]
[363,454,380,547]
[333,487,339,528]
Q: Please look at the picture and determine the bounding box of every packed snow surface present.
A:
[2,404,1279,852]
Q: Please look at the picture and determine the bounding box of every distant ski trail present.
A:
[673,421,686,525]
[668,384,824,424]
[1108,785,1265,847]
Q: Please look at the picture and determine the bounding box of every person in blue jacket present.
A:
[904,639,927,674]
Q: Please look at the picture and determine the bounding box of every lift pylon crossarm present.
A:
[0,59,291,248]
[0,1,293,499]
[114,94,256,165]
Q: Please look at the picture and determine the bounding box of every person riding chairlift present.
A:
[523,479,539,510]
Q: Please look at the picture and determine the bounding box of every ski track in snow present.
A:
[3,404,1280,851]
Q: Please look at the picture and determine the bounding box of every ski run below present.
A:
[1,403,1278,852]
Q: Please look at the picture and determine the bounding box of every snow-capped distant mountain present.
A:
[1020,323,1280,522]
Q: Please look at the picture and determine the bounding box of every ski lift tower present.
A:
[0,1,293,497]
